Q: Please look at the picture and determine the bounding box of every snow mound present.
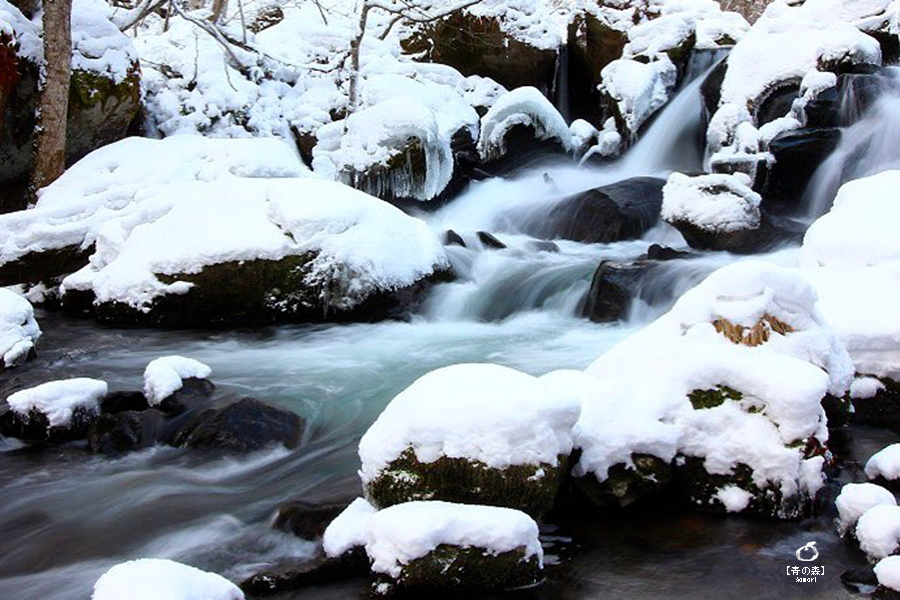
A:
[0,136,308,269]
[143,356,212,406]
[358,363,580,486]
[323,498,378,558]
[478,87,573,160]
[857,504,900,560]
[662,172,761,233]
[802,171,900,268]
[876,556,900,592]
[0,288,40,368]
[6,378,107,427]
[573,261,852,514]
[601,56,678,135]
[313,98,454,201]
[836,482,897,536]
[463,0,566,51]
[365,500,542,578]
[867,445,900,481]
[800,172,900,380]
[91,558,244,600]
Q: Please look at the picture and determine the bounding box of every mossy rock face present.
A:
[401,11,558,96]
[365,447,567,518]
[70,253,450,327]
[675,455,811,519]
[0,244,95,286]
[0,405,98,444]
[575,453,674,508]
[371,544,542,597]
[0,49,140,184]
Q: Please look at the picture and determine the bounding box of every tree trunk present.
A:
[209,0,228,23]
[346,3,370,117]
[30,0,72,194]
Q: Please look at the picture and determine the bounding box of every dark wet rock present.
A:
[526,240,560,253]
[365,447,566,518]
[755,82,800,126]
[371,544,542,597]
[842,565,878,593]
[822,393,854,429]
[87,409,164,456]
[670,211,804,254]
[583,260,657,323]
[0,244,95,287]
[575,454,674,508]
[646,244,691,261]
[401,11,557,96]
[764,128,841,214]
[155,378,216,416]
[567,12,628,124]
[481,123,572,169]
[171,398,304,453]
[100,391,149,415]
[443,230,466,248]
[477,231,506,250]
[701,55,728,123]
[525,177,665,244]
[0,404,98,444]
[66,255,453,327]
[272,500,349,540]
[848,377,900,427]
[240,550,369,596]
[804,86,840,128]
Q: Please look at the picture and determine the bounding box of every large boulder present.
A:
[0,0,141,196]
[87,409,164,456]
[358,363,579,517]
[171,398,304,453]
[523,177,664,244]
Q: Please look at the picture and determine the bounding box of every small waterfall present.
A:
[805,67,900,218]
[552,44,572,123]
[619,49,728,175]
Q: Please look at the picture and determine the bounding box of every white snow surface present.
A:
[358,363,580,485]
[0,288,40,368]
[876,556,900,592]
[867,445,900,481]
[800,172,900,379]
[715,485,754,512]
[143,356,212,406]
[0,0,136,80]
[6,378,107,427]
[568,261,852,506]
[365,501,542,578]
[851,377,887,400]
[91,558,244,600]
[478,87,573,160]
[835,482,897,536]
[323,498,378,558]
[857,504,900,560]
[601,56,678,134]
[661,172,761,232]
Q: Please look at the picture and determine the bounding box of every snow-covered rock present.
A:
[143,356,212,406]
[705,0,889,169]
[0,0,140,185]
[601,56,679,135]
[365,500,542,595]
[836,482,897,536]
[800,171,900,383]
[876,555,900,593]
[867,445,900,482]
[323,497,378,559]
[1,378,107,443]
[857,504,900,560]
[0,288,40,369]
[91,558,244,600]
[358,363,580,516]
[478,87,573,162]
[572,261,851,517]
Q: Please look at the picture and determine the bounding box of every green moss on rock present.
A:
[688,385,743,410]
[575,453,674,508]
[0,244,95,286]
[365,447,567,518]
[371,544,542,596]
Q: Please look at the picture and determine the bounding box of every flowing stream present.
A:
[0,52,877,600]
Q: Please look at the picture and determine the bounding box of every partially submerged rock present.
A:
[0,378,107,444]
[835,482,897,536]
[358,363,579,517]
[172,398,304,453]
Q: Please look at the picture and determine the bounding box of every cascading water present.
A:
[805,66,900,218]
